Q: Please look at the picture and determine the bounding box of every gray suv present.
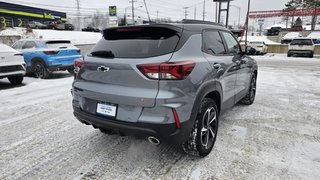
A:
[72,21,258,157]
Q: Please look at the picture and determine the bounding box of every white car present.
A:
[248,41,268,55]
[0,43,26,85]
[288,38,315,58]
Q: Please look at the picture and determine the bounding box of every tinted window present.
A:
[45,40,75,49]
[291,39,313,45]
[221,32,240,55]
[90,27,180,58]
[22,41,36,49]
[12,41,24,49]
[202,30,226,55]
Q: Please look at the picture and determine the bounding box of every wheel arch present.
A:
[31,57,46,67]
[189,81,223,125]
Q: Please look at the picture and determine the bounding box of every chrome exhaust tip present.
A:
[148,136,160,145]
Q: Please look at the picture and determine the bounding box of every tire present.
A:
[240,74,257,105]
[33,61,50,79]
[310,52,314,58]
[287,52,291,57]
[182,98,219,157]
[8,75,23,85]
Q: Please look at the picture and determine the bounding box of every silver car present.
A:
[72,21,258,157]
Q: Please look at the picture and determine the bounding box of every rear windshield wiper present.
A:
[90,50,115,58]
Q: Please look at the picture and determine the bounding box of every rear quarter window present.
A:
[90,27,180,58]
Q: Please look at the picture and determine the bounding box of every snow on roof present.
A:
[264,24,287,30]
[307,32,320,39]
[282,32,301,39]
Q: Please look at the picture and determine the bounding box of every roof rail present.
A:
[181,19,223,26]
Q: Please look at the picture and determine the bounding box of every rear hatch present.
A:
[44,40,80,64]
[73,26,182,120]
[0,44,24,66]
[289,39,314,51]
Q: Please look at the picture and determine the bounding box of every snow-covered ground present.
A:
[0,28,102,45]
[0,54,320,179]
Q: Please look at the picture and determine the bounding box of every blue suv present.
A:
[12,39,82,78]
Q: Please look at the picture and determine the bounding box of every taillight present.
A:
[137,61,195,80]
[43,50,59,55]
[74,58,84,73]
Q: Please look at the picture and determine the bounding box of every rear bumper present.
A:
[73,106,193,145]
[288,50,313,54]
[48,64,73,71]
[0,65,26,78]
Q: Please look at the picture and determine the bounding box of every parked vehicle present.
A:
[267,27,282,36]
[307,32,320,44]
[287,38,315,58]
[81,27,100,32]
[12,39,81,78]
[281,32,302,44]
[72,21,258,157]
[248,41,268,55]
[0,43,26,85]
[28,21,47,29]
[64,23,74,31]
[44,21,65,30]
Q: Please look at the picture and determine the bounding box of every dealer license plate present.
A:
[96,102,117,117]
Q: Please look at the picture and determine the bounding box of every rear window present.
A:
[90,27,180,58]
[45,40,75,49]
[291,39,313,45]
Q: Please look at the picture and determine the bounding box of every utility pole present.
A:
[130,0,137,25]
[157,10,159,19]
[202,0,206,21]
[245,0,251,52]
[215,2,218,23]
[183,7,189,19]
[194,7,196,20]
[76,0,81,30]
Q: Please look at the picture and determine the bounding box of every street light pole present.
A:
[230,5,241,28]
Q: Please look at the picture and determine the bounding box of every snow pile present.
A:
[0,27,102,45]
[307,32,320,39]
[282,32,302,39]
[0,27,37,39]
[241,36,279,45]
[33,29,102,45]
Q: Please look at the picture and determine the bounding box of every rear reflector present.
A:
[172,108,181,129]
[43,50,59,55]
[74,58,84,73]
[137,61,195,80]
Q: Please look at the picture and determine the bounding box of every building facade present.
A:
[0,2,67,28]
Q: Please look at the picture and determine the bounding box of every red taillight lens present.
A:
[172,108,181,129]
[137,61,195,80]
[43,50,59,55]
[74,58,84,73]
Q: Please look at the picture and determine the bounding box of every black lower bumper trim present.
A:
[73,106,194,145]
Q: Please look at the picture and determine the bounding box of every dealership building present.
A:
[0,2,67,28]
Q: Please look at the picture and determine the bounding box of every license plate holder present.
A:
[96,102,117,118]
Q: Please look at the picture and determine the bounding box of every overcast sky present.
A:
[4,0,289,25]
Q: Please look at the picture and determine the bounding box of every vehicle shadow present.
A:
[0,80,26,90]
[25,71,74,80]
